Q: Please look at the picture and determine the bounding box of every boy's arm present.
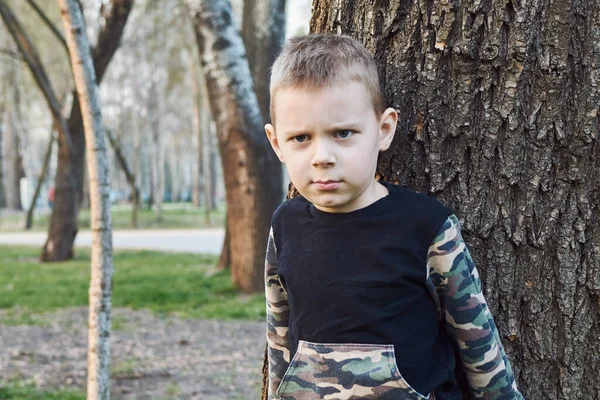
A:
[426,214,524,399]
[265,227,290,398]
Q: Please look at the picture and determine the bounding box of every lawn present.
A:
[0,203,226,232]
[0,381,84,400]
[0,245,266,324]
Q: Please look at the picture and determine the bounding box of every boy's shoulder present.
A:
[384,181,453,215]
[271,194,309,224]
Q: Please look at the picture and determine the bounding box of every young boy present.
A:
[263,34,523,400]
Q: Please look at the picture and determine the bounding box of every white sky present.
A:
[285,0,312,37]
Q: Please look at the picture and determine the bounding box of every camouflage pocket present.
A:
[275,340,430,400]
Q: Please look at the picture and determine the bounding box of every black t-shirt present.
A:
[271,181,460,397]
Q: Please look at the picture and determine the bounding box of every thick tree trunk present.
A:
[57,1,114,399]
[187,0,283,293]
[306,1,600,399]
[43,0,133,262]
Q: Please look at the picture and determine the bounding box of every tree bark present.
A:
[187,0,283,293]
[57,1,114,399]
[43,0,134,262]
[303,1,600,399]
[241,0,287,124]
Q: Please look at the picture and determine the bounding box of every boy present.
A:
[263,34,523,400]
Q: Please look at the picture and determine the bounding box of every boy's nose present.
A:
[311,140,336,167]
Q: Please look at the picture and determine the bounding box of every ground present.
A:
[0,307,265,399]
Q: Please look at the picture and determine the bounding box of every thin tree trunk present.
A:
[57,1,113,399]
[43,0,133,262]
[190,56,204,209]
[199,69,213,225]
[306,1,600,398]
[0,103,5,209]
[187,0,282,293]
[2,108,24,210]
[106,128,139,228]
[25,131,55,229]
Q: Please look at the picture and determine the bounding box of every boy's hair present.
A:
[269,34,386,124]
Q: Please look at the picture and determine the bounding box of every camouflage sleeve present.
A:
[265,227,290,399]
[426,214,524,399]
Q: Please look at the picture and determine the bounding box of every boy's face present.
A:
[265,81,397,213]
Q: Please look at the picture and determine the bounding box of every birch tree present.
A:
[57,1,114,399]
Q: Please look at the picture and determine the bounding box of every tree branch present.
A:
[92,0,135,83]
[25,0,68,53]
[0,0,73,152]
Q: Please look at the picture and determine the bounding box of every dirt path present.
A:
[0,307,265,399]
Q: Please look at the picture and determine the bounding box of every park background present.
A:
[1,0,599,399]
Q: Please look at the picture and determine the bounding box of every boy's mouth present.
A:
[313,180,341,190]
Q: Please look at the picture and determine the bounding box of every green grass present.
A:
[0,246,266,324]
[0,381,84,400]
[0,203,226,232]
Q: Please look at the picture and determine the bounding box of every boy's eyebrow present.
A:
[281,122,363,137]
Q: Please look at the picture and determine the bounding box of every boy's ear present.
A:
[378,107,398,151]
[265,123,284,163]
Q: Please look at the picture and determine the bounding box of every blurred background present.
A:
[0,0,310,398]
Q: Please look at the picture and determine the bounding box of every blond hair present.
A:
[269,34,385,123]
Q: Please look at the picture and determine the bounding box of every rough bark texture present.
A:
[43,0,133,262]
[57,1,114,399]
[187,0,283,293]
[305,1,600,399]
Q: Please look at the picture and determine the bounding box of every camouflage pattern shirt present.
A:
[265,181,523,400]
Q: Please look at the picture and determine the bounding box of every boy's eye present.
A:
[335,130,353,139]
[292,134,309,143]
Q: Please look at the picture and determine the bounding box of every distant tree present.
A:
[57,0,114,399]
[186,0,284,292]
[43,0,134,262]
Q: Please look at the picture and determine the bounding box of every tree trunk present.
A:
[241,0,287,124]
[57,1,114,399]
[25,131,55,229]
[199,67,213,225]
[306,1,600,399]
[2,108,24,210]
[0,102,5,209]
[187,0,283,293]
[43,0,134,262]
[190,54,205,209]
[105,128,139,228]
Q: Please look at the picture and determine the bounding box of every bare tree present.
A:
[57,1,114,399]
[43,0,134,262]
